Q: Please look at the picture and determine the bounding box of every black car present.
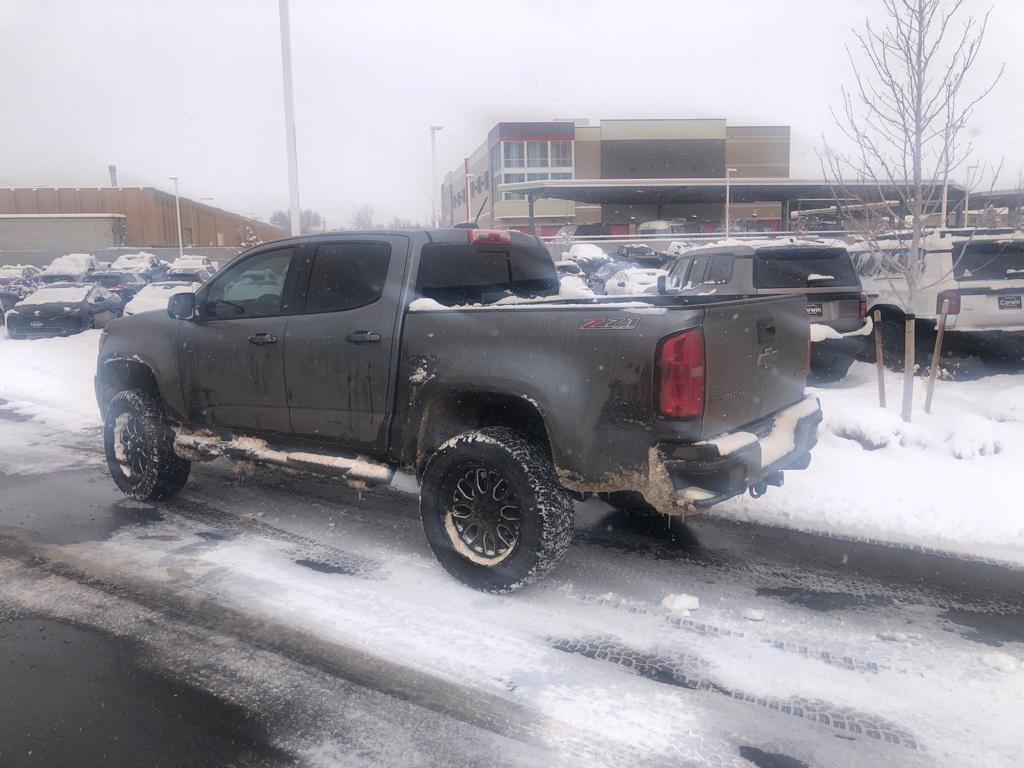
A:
[587,260,632,293]
[5,282,122,339]
[85,270,148,308]
[0,265,42,317]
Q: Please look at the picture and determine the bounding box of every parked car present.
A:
[0,264,42,317]
[165,267,213,284]
[110,252,167,282]
[587,259,631,294]
[660,239,868,382]
[96,228,821,592]
[123,281,203,317]
[85,270,148,309]
[169,254,218,274]
[637,219,701,236]
[604,267,667,295]
[852,229,1024,366]
[5,282,121,339]
[39,253,98,284]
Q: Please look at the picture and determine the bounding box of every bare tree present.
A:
[350,205,376,230]
[822,0,1002,420]
[270,209,324,234]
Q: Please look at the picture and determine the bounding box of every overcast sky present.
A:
[2,0,1021,226]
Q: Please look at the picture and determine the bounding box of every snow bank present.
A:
[660,592,700,615]
[0,330,102,430]
[717,362,1024,566]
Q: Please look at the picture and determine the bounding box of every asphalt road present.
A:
[1,417,1022,767]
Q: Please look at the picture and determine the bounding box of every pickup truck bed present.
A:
[96,228,822,592]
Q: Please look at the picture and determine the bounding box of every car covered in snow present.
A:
[96,228,822,592]
[603,267,667,296]
[165,266,213,284]
[110,251,167,282]
[5,282,122,339]
[659,239,869,381]
[39,253,98,284]
[123,281,203,317]
[0,264,43,315]
[85,270,148,308]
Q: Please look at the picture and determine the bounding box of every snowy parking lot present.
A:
[1,330,1023,767]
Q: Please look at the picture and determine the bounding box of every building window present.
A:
[526,141,548,167]
[527,173,549,181]
[550,172,572,180]
[550,140,572,167]
[503,141,524,168]
[503,173,525,200]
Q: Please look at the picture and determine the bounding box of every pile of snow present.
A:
[0,330,102,430]
[717,362,1024,566]
[660,592,700,615]
[564,243,611,270]
[43,253,96,276]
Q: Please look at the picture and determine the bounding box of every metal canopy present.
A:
[498,177,967,208]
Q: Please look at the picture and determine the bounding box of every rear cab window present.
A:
[752,247,858,288]
[953,240,1024,280]
[415,238,558,306]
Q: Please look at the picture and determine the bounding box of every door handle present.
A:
[346,330,382,344]
[248,332,278,345]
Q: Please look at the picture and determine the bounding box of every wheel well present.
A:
[415,391,550,471]
[97,359,162,417]
[872,304,906,321]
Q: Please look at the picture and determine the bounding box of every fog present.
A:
[2,0,1020,225]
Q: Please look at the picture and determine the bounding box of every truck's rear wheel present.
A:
[420,427,574,592]
[104,389,190,500]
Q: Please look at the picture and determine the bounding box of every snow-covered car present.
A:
[123,281,202,317]
[85,270,149,308]
[0,265,43,314]
[169,254,218,274]
[165,267,213,284]
[603,267,667,295]
[110,252,167,282]
[39,253,98,284]
[4,282,121,339]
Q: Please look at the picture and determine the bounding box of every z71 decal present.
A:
[579,318,640,330]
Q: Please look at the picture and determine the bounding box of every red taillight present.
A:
[859,292,867,319]
[657,329,705,419]
[936,289,960,315]
[469,229,511,245]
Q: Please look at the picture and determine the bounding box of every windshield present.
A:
[23,285,90,303]
[753,249,859,288]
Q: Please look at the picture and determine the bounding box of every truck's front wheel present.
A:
[104,389,191,500]
[420,427,574,592]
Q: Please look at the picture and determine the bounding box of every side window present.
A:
[687,255,712,286]
[669,256,693,285]
[304,241,391,313]
[704,254,735,285]
[203,247,295,319]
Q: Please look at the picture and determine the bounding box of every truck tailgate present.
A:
[700,296,808,439]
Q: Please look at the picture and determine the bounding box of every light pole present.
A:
[724,167,738,236]
[169,176,184,258]
[278,0,301,237]
[964,163,980,227]
[465,172,475,224]
[430,125,443,228]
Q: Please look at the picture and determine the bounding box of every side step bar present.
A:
[173,429,395,489]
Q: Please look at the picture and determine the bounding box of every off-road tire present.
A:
[104,389,190,500]
[420,427,574,592]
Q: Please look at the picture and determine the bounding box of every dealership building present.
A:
[441,118,791,235]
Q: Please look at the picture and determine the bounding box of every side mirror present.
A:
[168,292,196,320]
[657,275,667,294]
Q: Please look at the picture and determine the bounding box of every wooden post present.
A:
[901,314,916,422]
[925,300,951,413]
[873,309,886,408]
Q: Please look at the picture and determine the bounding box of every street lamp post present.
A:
[724,167,738,237]
[169,176,184,258]
[278,0,301,237]
[430,125,443,228]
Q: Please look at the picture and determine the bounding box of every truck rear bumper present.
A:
[653,395,822,512]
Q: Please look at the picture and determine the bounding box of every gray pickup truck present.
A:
[95,228,822,591]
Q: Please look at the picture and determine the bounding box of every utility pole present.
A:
[430,125,443,228]
[278,0,301,237]
[724,167,738,236]
[169,176,184,258]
